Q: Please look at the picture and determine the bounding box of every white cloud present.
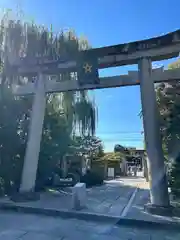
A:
[152,62,164,69]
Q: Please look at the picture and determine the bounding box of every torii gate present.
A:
[11,29,180,212]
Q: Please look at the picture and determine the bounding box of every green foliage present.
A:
[168,59,180,70]
[0,86,31,193]
[0,177,5,196]
[156,81,180,142]
[169,155,180,198]
[36,96,72,190]
[114,144,126,152]
[155,59,180,145]
[114,144,130,156]
[155,59,180,196]
[71,136,104,157]
[139,60,180,156]
[96,144,105,158]
[101,152,124,162]
[80,170,104,187]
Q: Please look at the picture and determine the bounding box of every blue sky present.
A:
[1,0,180,151]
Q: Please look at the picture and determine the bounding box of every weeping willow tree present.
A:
[0,10,97,136]
[0,10,97,192]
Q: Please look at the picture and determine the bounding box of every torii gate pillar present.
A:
[20,73,46,193]
[139,58,170,208]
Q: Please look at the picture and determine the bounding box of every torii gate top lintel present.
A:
[12,29,180,74]
[10,29,180,95]
[85,29,180,58]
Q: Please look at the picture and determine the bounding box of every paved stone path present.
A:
[0,179,137,217]
[105,176,149,189]
[126,187,180,224]
[0,211,179,239]
[0,176,180,227]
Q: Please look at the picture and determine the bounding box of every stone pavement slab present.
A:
[19,232,61,240]
[0,230,26,240]
[126,188,180,225]
[0,211,179,240]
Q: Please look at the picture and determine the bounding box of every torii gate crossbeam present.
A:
[13,68,180,95]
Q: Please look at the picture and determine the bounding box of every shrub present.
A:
[80,170,104,187]
[169,165,180,199]
[67,172,80,185]
[169,154,180,199]
[0,177,5,196]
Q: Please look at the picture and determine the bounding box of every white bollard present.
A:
[72,183,86,210]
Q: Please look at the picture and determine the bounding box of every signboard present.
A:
[108,168,114,178]
[17,55,72,67]
[77,52,99,85]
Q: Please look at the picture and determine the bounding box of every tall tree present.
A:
[0,10,97,192]
[155,59,180,198]
[156,61,180,161]
[0,11,96,136]
[139,61,180,160]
